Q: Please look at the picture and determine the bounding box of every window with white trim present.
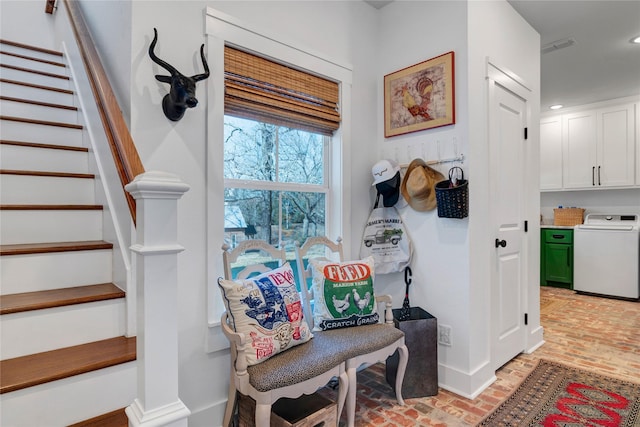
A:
[205,8,352,341]
[223,46,340,266]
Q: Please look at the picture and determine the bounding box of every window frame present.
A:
[205,7,353,352]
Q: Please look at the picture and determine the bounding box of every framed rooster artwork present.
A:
[384,51,455,137]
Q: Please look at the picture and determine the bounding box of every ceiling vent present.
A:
[541,37,576,54]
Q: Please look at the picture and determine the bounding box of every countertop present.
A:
[540,224,576,230]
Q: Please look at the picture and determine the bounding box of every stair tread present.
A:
[0,204,103,210]
[0,50,66,68]
[0,39,63,57]
[0,77,74,94]
[0,95,77,110]
[0,240,113,256]
[0,336,136,394]
[1,283,125,315]
[1,169,94,179]
[0,140,88,152]
[68,408,128,427]
[0,115,83,129]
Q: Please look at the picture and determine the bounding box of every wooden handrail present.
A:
[62,0,144,224]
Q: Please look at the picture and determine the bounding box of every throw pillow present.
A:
[218,263,313,366]
[308,256,379,331]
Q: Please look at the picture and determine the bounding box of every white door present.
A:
[487,64,528,370]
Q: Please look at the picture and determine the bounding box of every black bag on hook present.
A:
[435,167,469,219]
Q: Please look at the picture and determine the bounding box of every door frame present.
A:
[486,60,532,370]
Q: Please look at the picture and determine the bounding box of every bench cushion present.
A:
[247,323,404,392]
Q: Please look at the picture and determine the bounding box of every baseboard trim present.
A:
[437,360,496,399]
[126,398,190,427]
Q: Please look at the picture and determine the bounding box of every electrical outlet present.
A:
[438,324,452,346]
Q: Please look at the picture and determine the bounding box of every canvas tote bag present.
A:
[360,194,413,274]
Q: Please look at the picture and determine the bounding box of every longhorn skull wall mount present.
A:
[148,28,210,121]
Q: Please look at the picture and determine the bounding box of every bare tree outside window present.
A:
[224,116,327,252]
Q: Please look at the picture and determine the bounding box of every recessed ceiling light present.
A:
[631,35,640,44]
[549,104,563,110]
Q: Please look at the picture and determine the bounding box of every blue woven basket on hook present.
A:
[435,166,468,219]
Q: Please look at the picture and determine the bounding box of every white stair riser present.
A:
[0,174,95,205]
[0,99,78,123]
[0,82,75,106]
[1,299,126,359]
[0,144,88,173]
[0,120,83,146]
[1,250,112,294]
[0,44,64,64]
[1,210,103,245]
[0,53,67,76]
[0,362,136,427]
[0,67,70,91]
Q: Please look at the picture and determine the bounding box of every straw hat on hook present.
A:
[401,158,445,212]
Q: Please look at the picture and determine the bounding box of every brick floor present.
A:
[319,287,640,426]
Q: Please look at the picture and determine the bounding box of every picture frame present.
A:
[384,51,455,137]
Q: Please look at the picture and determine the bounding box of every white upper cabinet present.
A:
[540,116,563,190]
[562,110,598,189]
[636,104,640,186]
[596,104,635,187]
[541,99,637,192]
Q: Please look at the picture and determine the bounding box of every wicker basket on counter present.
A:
[553,208,585,226]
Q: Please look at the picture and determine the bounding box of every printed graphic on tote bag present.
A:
[360,204,412,274]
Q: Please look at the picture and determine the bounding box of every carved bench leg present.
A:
[222,385,236,427]
[346,366,357,427]
[395,344,408,406]
[336,370,348,422]
[254,403,271,427]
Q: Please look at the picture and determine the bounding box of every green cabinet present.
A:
[540,228,573,289]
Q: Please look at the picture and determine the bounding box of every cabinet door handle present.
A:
[592,166,595,186]
[598,165,601,185]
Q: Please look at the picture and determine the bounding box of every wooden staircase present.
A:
[0,40,134,426]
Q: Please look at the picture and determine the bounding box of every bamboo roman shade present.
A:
[224,46,341,136]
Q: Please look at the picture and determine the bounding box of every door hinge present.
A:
[524,313,528,325]
[524,220,528,232]
[524,127,528,140]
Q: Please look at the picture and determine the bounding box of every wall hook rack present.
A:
[399,153,464,169]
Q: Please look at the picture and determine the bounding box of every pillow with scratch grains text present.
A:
[308,257,378,331]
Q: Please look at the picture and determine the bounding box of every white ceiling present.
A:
[508,0,640,110]
[365,1,640,110]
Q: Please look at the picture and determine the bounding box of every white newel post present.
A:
[124,171,191,427]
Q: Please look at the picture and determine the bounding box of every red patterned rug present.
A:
[478,359,640,426]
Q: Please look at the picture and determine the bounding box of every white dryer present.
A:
[574,214,640,300]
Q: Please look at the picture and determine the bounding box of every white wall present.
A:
[76,1,132,124]
[372,0,541,398]
[374,0,475,394]
[541,189,640,223]
[467,0,542,393]
[5,0,541,421]
[0,1,58,49]
[88,1,379,424]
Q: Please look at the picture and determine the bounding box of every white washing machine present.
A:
[574,214,640,300]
